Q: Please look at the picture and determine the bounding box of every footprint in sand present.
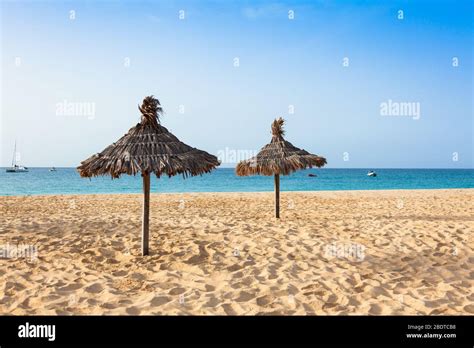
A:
[464,304,474,314]
[185,245,209,265]
[112,270,128,277]
[227,264,243,272]
[130,273,146,281]
[348,297,361,307]
[233,271,244,279]
[370,286,391,299]
[150,296,171,307]
[205,285,215,292]
[87,298,99,306]
[325,294,338,303]
[235,291,254,302]
[230,282,243,290]
[256,294,273,307]
[57,283,83,292]
[40,294,61,302]
[429,308,449,315]
[221,303,237,315]
[369,304,382,315]
[126,306,141,315]
[4,281,27,292]
[204,296,220,308]
[168,287,186,295]
[85,283,104,293]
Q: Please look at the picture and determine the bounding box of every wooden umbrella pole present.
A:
[274,174,280,218]
[142,172,150,256]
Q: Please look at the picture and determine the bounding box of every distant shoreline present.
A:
[2,187,473,198]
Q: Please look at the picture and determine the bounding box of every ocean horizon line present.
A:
[1,166,473,170]
[3,187,473,198]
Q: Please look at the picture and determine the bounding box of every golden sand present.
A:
[1,189,473,315]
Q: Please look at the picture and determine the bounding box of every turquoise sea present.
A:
[0,168,472,196]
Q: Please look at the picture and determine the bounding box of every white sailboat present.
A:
[6,141,28,173]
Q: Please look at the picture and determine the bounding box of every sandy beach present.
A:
[0,189,473,315]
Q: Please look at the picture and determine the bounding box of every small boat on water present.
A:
[49,167,57,172]
[308,173,317,177]
[367,170,377,177]
[6,141,28,173]
[6,165,28,173]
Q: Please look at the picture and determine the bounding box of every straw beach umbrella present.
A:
[77,96,220,255]
[236,117,326,218]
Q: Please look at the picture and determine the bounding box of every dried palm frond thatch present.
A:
[236,117,326,218]
[78,96,218,179]
[77,96,220,255]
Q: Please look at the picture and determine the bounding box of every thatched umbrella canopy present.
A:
[77,96,220,255]
[236,117,326,218]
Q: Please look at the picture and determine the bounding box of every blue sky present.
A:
[1,0,472,168]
